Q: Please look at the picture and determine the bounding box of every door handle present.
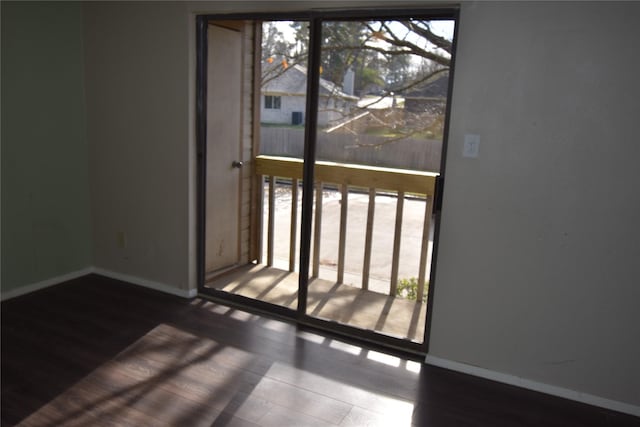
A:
[232,160,243,169]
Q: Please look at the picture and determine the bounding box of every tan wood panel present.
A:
[255,155,437,196]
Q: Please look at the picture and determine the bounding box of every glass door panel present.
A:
[306,19,455,343]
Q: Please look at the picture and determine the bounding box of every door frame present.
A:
[196,7,460,356]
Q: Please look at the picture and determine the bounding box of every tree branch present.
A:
[401,21,452,54]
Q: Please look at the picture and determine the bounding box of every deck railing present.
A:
[255,155,438,301]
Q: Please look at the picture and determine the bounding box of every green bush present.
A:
[396,277,428,302]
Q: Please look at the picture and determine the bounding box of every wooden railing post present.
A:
[289,178,298,272]
[267,175,275,267]
[337,183,348,284]
[256,176,264,264]
[312,181,323,278]
[389,191,405,296]
[255,156,438,296]
[361,188,376,290]
[417,196,433,302]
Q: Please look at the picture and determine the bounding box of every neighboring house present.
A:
[403,74,449,114]
[261,63,358,127]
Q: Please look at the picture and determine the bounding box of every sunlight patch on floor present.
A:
[264,362,415,426]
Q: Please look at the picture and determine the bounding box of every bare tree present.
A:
[261,19,454,148]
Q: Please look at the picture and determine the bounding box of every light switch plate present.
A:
[463,134,480,158]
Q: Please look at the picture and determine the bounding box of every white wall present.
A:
[430,1,640,408]
[83,2,191,291]
[82,0,640,409]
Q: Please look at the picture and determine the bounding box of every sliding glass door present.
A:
[198,11,457,353]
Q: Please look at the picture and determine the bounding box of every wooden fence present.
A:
[260,127,442,173]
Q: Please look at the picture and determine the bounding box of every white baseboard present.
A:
[425,354,640,418]
[92,268,197,299]
[1,267,198,301]
[0,268,94,301]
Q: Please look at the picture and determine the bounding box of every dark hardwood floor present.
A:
[2,275,638,426]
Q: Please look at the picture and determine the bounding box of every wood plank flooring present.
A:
[2,274,639,426]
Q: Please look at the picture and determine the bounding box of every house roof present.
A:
[262,63,358,100]
[405,75,449,99]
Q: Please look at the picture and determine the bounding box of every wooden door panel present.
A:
[205,24,242,273]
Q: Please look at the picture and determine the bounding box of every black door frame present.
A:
[196,7,460,356]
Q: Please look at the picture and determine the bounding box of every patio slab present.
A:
[205,264,426,342]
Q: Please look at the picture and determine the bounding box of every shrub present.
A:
[396,277,428,302]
